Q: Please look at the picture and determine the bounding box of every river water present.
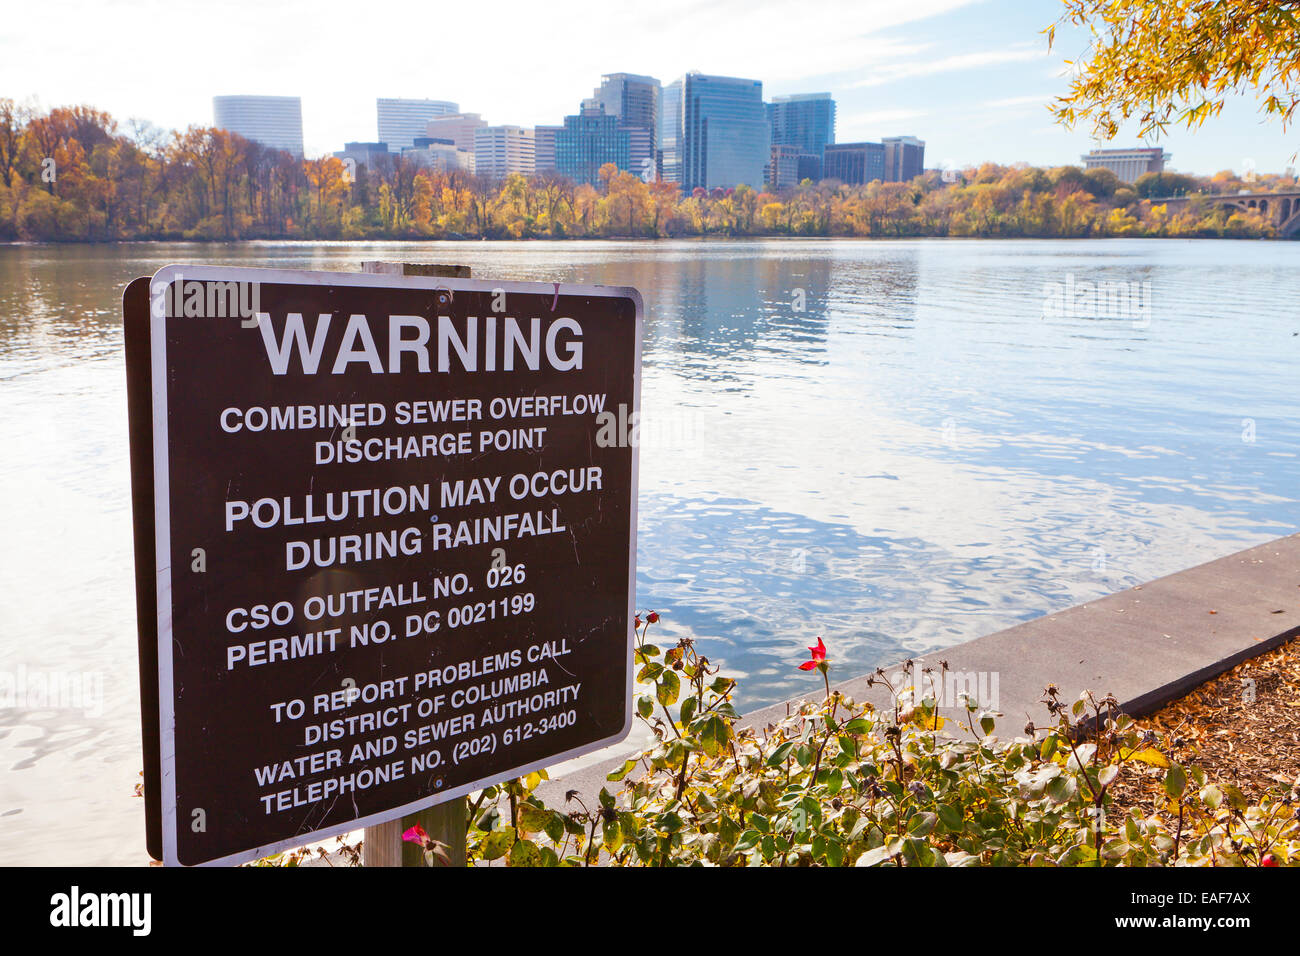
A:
[1,238,1297,864]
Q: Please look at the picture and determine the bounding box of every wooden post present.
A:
[359,259,471,868]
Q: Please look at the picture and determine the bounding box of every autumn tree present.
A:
[1049,0,1300,138]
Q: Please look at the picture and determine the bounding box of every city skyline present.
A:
[4,0,1299,176]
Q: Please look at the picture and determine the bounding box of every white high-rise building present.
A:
[213,95,304,156]
[474,126,535,180]
[376,98,459,152]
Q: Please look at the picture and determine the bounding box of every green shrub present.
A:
[458,618,1298,867]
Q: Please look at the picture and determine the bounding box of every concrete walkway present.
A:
[539,533,1300,807]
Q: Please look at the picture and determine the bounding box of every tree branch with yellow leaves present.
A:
[1048,0,1300,139]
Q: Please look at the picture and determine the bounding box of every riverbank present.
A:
[537,533,1300,809]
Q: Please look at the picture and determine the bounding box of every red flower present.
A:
[402,824,429,846]
[647,611,660,624]
[798,637,827,672]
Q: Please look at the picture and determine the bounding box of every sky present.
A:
[3,0,1298,175]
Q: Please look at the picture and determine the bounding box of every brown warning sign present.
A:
[131,265,641,866]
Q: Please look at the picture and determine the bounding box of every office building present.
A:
[1081,147,1170,183]
[767,144,803,190]
[591,73,660,177]
[767,93,835,179]
[212,95,303,156]
[474,125,535,179]
[424,113,487,153]
[555,106,630,186]
[883,136,925,182]
[534,125,563,174]
[592,73,659,133]
[659,80,683,184]
[376,98,459,152]
[333,141,392,175]
[402,138,475,174]
[665,72,769,191]
[824,141,886,185]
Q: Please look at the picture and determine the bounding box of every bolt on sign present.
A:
[123,265,642,866]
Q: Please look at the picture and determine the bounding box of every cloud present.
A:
[1,0,986,155]
[850,44,1050,88]
[983,94,1054,109]
[840,108,929,130]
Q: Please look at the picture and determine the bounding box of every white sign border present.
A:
[149,263,642,867]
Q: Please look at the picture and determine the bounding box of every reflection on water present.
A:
[1,238,1297,864]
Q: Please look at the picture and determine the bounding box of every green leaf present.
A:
[637,661,664,681]
[607,758,638,782]
[679,695,698,726]
[1045,775,1077,805]
[766,741,797,767]
[824,768,844,795]
[603,818,623,851]
[508,837,541,867]
[824,838,845,867]
[544,814,565,843]
[694,713,733,757]
[1163,763,1186,799]
[1223,784,1248,813]
[480,827,516,861]
[908,812,937,837]
[980,714,996,736]
[937,803,963,831]
[657,670,681,706]
[844,718,873,735]
[518,803,552,833]
[636,695,653,719]
[855,844,899,867]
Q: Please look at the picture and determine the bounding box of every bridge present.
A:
[1154,189,1300,237]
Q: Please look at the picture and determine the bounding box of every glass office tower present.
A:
[555,108,631,186]
[665,73,769,191]
[767,93,835,178]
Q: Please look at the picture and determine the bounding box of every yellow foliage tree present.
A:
[1049,0,1300,139]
